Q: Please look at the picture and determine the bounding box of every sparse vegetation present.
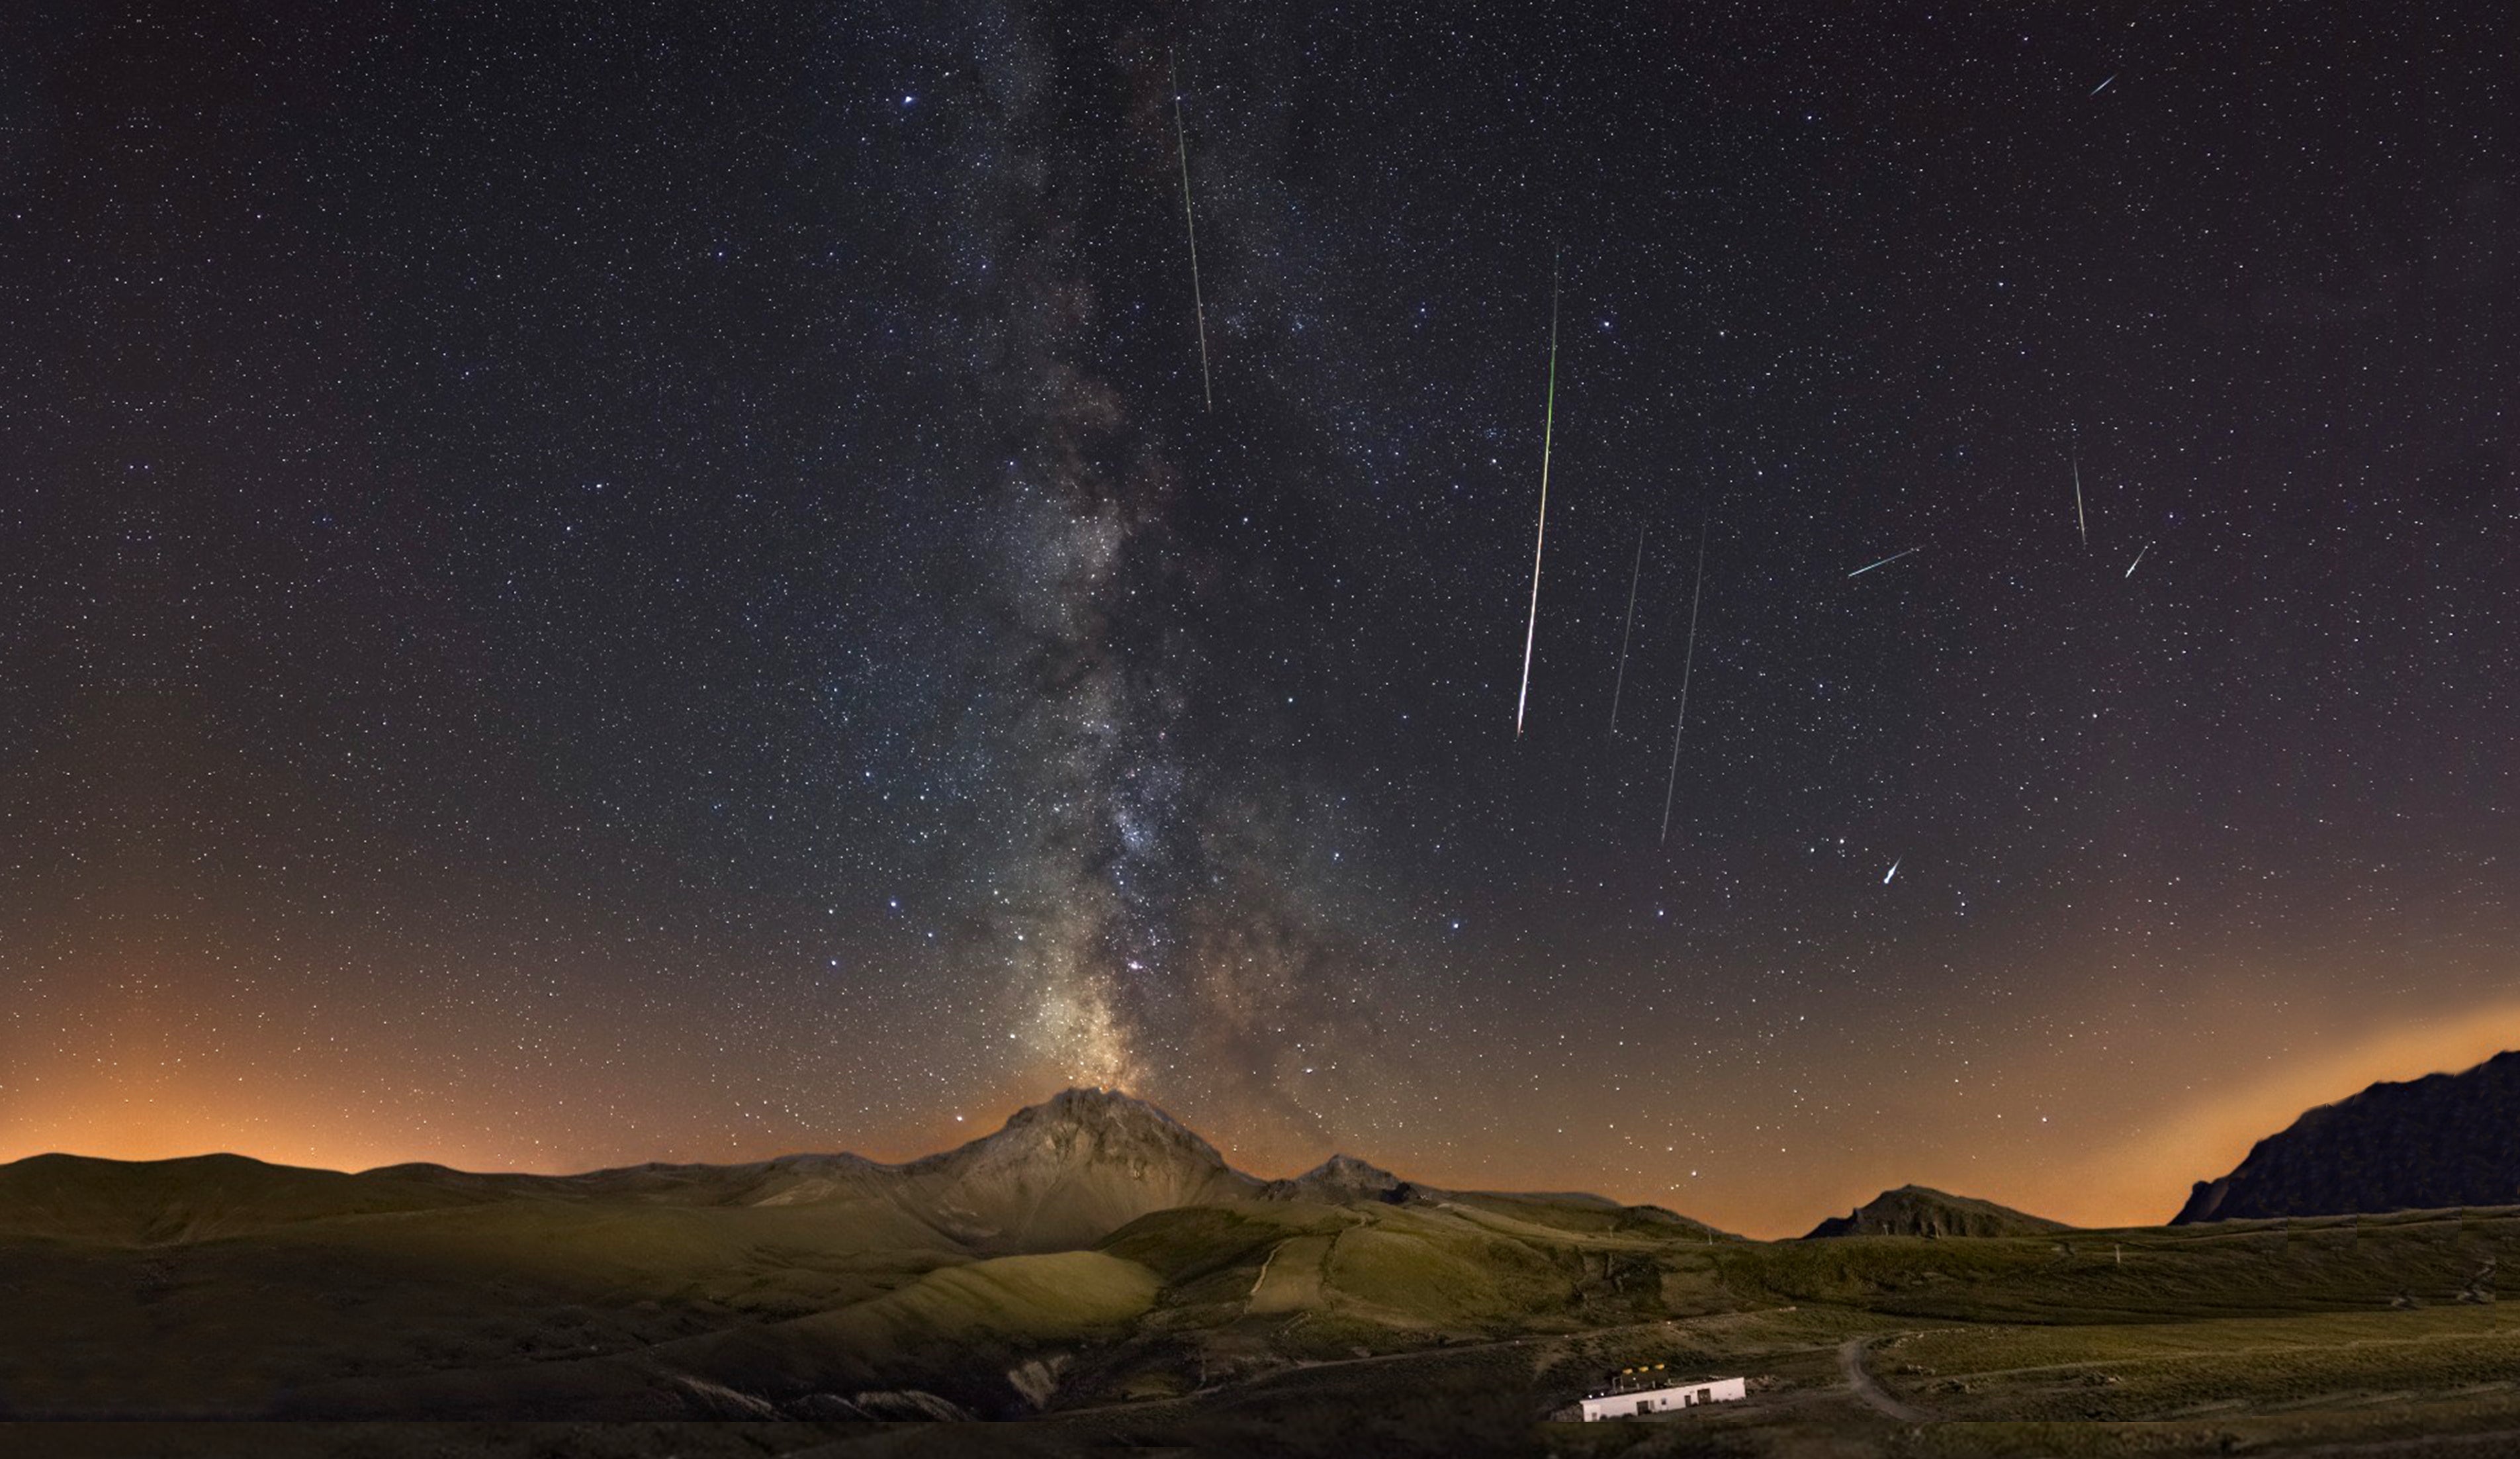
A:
[17,1099,2520,1454]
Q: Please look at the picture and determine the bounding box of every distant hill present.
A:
[1803,1184,2070,1239]
[0,1152,492,1244]
[1258,1153,1415,1204]
[2175,1051,2520,1223]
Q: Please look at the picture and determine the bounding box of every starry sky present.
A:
[3,2,2515,1237]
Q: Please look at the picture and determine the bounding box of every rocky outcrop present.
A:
[1803,1184,2069,1239]
[2174,1051,2520,1223]
[1258,1153,1416,1205]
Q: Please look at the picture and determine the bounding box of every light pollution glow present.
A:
[8,988,2515,1240]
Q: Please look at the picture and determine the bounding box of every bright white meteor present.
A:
[1512,250,1562,737]
[2126,542,2151,578]
[1883,858,1901,884]
[1848,545,1921,579]
[2091,73,2118,96]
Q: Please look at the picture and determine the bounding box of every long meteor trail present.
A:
[1660,522,1708,845]
[1607,525,1644,736]
[1513,251,1562,737]
[2072,429,2088,546]
[1169,53,1212,411]
[1848,545,1921,578]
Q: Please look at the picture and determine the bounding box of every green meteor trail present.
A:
[1847,545,1921,578]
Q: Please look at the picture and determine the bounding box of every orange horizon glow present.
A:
[11,1008,2519,1241]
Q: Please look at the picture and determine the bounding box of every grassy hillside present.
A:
[15,1110,2520,1453]
[1727,1207,2519,1323]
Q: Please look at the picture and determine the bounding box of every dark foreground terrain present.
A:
[9,1091,2520,1457]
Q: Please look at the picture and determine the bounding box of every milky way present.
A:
[936,9,1408,1137]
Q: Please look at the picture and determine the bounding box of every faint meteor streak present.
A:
[1607,525,1644,735]
[1170,53,1212,410]
[2126,542,2151,578]
[2091,73,2118,96]
[1513,250,1562,737]
[1660,520,1708,845]
[1847,545,1920,579]
[1884,857,1901,884]
[2072,428,2087,546]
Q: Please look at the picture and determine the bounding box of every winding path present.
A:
[1839,1335,1933,1422]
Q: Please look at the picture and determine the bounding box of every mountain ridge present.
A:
[2176,1050,2520,1223]
[0,1087,1689,1248]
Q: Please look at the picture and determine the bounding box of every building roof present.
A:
[1584,1365,1737,1399]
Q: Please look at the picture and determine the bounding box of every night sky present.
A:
[4,3,2515,1237]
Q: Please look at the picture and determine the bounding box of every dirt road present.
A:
[1838,1335,1932,1422]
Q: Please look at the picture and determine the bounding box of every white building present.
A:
[1577,1367,1748,1421]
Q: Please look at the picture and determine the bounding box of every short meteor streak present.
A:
[1883,858,1901,884]
[1513,250,1563,737]
[1169,53,1212,411]
[2125,542,2151,578]
[2091,73,2118,96]
[1848,545,1921,579]
[1659,522,1709,845]
[1607,524,1644,736]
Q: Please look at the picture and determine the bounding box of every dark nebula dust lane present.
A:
[1,2,2515,1235]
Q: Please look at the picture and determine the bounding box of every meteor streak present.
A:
[1848,545,1921,578]
[2091,73,2118,95]
[1660,520,1708,845]
[1607,524,1644,736]
[1513,250,1562,737]
[1884,858,1901,884]
[2126,542,2151,578]
[2072,427,2087,546]
[1169,53,1212,411]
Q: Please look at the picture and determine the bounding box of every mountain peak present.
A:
[1260,1153,1414,1205]
[1803,1184,2069,1239]
[971,1088,1230,1166]
[903,1088,1254,1249]
[1011,1086,1197,1131]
